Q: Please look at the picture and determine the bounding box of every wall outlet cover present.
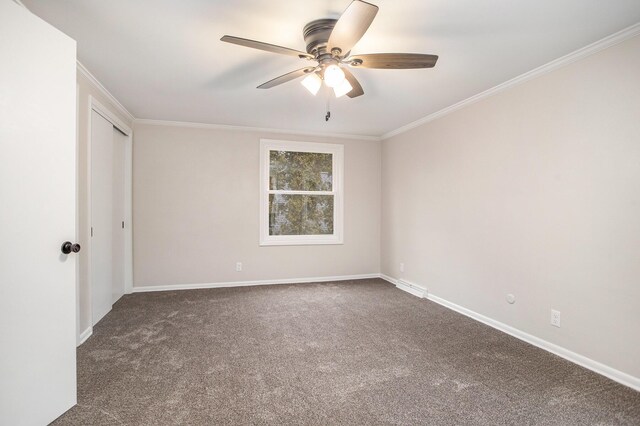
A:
[551,309,561,327]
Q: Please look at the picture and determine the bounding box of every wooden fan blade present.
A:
[257,67,316,89]
[348,53,438,69]
[221,35,313,59]
[327,1,378,55]
[342,68,364,98]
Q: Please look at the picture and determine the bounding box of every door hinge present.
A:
[122,221,125,229]
[91,227,93,237]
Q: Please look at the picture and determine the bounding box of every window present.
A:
[260,139,344,246]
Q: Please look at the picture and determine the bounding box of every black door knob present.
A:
[61,241,81,254]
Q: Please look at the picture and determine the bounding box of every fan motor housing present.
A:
[303,19,337,56]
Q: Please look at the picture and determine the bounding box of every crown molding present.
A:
[77,62,378,141]
[32,9,640,141]
[134,119,382,141]
[76,61,135,123]
[381,22,640,140]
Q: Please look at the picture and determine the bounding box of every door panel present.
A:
[112,128,126,302]
[90,110,114,324]
[0,1,77,424]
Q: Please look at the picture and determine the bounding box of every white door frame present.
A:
[86,96,133,329]
[76,83,81,342]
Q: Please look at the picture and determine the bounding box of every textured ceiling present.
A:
[22,0,640,137]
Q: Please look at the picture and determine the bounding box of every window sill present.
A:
[259,236,344,246]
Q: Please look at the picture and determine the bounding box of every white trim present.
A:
[26,22,639,143]
[259,139,344,246]
[427,293,640,392]
[77,327,92,346]
[381,23,640,140]
[132,273,380,293]
[134,118,381,142]
[130,271,640,390]
[123,135,133,295]
[77,61,135,123]
[73,23,640,142]
[90,96,132,136]
[86,97,93,326]
[379,274,396,285]
[75,83,81,344]
[396,279,427,298]
[380,274,639,391]
[381,274,428,298]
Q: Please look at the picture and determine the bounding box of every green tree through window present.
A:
[269,151,334,235]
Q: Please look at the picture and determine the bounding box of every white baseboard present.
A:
[380,274,640,392]
[77,327,92,347]
[131,272,639,391]
[131,273,380,293]
[379,274,397,285]
[396,278,427,298]
[381,274,428,298]
[427,293,640,391]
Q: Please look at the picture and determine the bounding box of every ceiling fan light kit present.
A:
[333,79,354,98]
[323,64,346,88]
[301,73,322,95]
[221,0,438,104]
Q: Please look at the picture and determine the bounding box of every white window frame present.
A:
[260,139,344,246]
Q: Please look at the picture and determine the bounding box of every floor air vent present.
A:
[396,279,427,298]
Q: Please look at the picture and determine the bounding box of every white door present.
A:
[90,110,114,324]
[112,127,127,302]
[0,1,78,425]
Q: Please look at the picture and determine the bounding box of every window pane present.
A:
[269,194,334,235]
[269,151,333,191]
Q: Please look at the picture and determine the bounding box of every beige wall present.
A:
[381,35,640,378]
[78,32,638,382]
[76,69,133,337]
[132,124,381,287]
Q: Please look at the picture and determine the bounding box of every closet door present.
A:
[112,127,127,302]
[91,110,114,324]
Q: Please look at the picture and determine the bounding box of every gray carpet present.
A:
[53,279,640,425]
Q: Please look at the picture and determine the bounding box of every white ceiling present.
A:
[22,0,640,137]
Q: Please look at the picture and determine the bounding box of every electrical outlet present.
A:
[551,309,561,327]
[399,262,405,273]
[236,262,242,272]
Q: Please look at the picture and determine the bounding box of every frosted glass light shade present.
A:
[323,64,345,88]
[301,73,322,95]
[333,79,353,98]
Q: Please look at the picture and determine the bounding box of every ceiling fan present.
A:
[220,0,438,99]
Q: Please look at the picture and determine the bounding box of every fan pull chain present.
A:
[325,92,331,122]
